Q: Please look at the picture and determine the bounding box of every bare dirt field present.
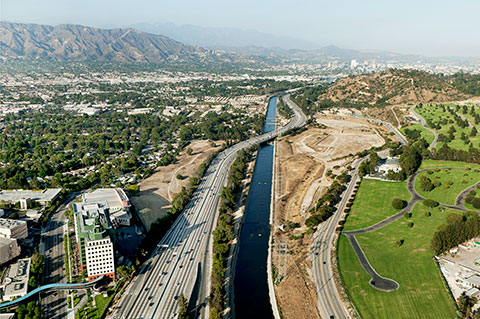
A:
[131,140,222,230]
[273,115,385,319]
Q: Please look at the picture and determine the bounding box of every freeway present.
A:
[111,95,306,319]
[41,192,78,319]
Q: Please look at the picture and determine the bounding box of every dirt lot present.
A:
[131,140,222,230]
[273,116,385,319]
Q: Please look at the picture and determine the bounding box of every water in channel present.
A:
[233,96,277,319]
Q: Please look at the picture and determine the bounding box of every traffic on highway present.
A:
[111,94,306,319]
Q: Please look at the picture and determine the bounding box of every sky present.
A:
[1,0,479,57]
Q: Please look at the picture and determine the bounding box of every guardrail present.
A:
[0,276,105,309]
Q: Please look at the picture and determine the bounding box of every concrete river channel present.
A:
[233,96,277,319]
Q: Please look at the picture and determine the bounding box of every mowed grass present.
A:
[415,167,480,205]
[419,159,480,170]
[338,204,459,319]
[415,105,480,151]
[343,179,410,231]
[401,124,435,145]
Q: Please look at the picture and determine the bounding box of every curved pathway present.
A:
[342,166,479,291]
[410,106,439,151]
[0,276,104,309]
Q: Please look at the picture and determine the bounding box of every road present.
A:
[410,106,438,150]
[41,193,78,319]
[111,95,306,319]
[311,159,364,319]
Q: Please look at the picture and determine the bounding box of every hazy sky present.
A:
[1,0,479,56]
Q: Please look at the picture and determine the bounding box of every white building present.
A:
[0,258,30,301]
[466,275,480,288]
[0,238,21,265]
[84,188,131,227]
[0,188,61,207]
[85,237,115,281]
[0,218,28,239]
[73,201,116,281]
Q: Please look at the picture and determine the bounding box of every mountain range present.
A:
[0,21,227,63]
[129,22,319,51]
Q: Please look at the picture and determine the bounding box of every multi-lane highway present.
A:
[41,193,78,319]
[111,94,306,319]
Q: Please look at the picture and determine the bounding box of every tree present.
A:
[419,176,435,192]
[423,199,439,207]
[399,146,422,176]
[178,293,189,319]
[457,292,477,317]
[392,198,406,210]
[470,127,477,137]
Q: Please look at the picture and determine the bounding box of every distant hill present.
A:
[129,22,319,50]
[0,21,229,63]
[320,69,472,106]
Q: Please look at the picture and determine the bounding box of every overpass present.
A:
[111,95,306,319]
[0,276,104,309]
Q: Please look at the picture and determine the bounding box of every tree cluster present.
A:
[431,212,480,255]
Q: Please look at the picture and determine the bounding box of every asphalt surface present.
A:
[110,95,306,319]
[410,106,438,151]
[344,234,399,291]
[310,115,408,318]
[342,166,479,292]
[311,159,365,319]
[41,193,78,319]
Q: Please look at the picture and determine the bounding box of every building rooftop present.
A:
[0,218,26,230]
[0,258,30,301]
[0,189,61,203]
[466,275,480,287]
[84,188,130,210]
[73,201,112,241]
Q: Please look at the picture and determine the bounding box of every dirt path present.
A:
[273,116,386,319]
[133,140,222,230]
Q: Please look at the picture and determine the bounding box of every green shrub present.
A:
[423,199,439,207]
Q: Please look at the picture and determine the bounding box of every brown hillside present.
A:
[321,69,470,106]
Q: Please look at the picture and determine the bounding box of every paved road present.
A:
[110,95,306,319]
[343,166,479,292]
[41,193,78,319]
[311,158,365,319]
[410,106,438,151]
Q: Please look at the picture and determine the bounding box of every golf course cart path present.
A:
[410,106,439,151]
[342,166,479,291]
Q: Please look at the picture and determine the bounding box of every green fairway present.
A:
[343,179,411,231]
[419,159,480,170]
[415,105,480,151]
[401,124,435,145]
[338,204,459,319]
[415,167,480,205]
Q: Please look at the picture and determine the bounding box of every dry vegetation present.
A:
[131,140,222,229]
[273,116,385,319]
[320,69,470,106]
